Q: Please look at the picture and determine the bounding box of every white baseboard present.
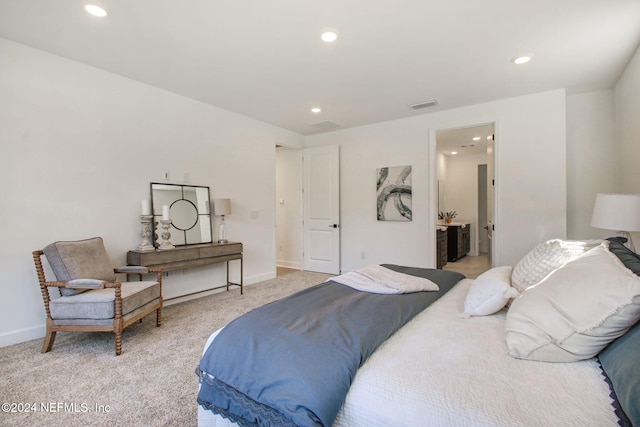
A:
[0,324,46,348]
[247,271,277,283]
[276,260,301,270]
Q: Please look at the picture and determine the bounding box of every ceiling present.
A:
[1,1,639,136]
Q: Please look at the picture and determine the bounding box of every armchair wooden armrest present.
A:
[42,281,73,289]
[115,266,163,285]
[42,280,121,289]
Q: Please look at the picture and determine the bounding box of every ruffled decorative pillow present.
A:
[505,244,640,362]
[511,239,603,292]
[463,266,518,317]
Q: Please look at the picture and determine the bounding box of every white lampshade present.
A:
[590,193,640,231]
[214,199,231,216]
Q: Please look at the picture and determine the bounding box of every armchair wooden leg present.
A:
[41,328,56,353]
[115,331,122,356]
[156,307,162,327]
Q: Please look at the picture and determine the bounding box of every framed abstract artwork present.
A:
[376,165,412,221]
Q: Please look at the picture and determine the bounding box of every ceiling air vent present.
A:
[409,98,439,110]
[311,121,341,131]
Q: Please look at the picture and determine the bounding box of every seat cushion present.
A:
[43,237,116,296]
[49,281,160,320]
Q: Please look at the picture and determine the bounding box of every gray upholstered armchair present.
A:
[33,237,163,355]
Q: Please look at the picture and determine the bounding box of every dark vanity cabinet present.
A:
[436,228,448,269]
[447,224,470,262]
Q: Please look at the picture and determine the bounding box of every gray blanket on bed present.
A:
[196,265,464,427]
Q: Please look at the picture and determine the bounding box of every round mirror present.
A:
[171,199,199,231]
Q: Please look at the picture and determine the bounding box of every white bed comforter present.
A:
[198,279,619,427]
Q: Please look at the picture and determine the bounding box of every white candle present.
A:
[162,205,170,220]
[141,199,151,215]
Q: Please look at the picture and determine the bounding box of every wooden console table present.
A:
[127,242,243,299]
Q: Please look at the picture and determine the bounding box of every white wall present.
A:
[275,147,302,269]
[305,89,568,272]
[564,45,640,243]
[614,44,640,244]
[436,152,447,183]
[0,38,303,347]
[566,90,617,240]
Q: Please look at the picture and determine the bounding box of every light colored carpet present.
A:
[0,270,331,427]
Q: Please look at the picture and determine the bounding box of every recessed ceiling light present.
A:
[512,55,533,65]
[85,4,108,17]
[321,30,338,43]
[311,107,322,113]
[472,136,481,141]
[451,151,458,155]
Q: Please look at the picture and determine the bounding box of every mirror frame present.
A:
[150,182,213,247]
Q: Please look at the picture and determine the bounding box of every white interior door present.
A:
[302,145,340,274]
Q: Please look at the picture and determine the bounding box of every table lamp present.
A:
[590,193,640,252]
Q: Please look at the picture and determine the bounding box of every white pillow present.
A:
[511,239,603,292]
[505,244,640,362]
[463,266,518,317]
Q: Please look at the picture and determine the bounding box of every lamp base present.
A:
[218,217,227,245]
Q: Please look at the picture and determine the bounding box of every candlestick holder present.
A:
[136,215,155,251]
[157,219,175,250]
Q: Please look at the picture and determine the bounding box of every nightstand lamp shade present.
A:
[591,193,640,252]
[214,199,231,244]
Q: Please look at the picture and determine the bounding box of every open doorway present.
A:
[275,145,303,277]
[435,124,493,279]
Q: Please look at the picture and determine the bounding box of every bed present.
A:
[196,238,640,426]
